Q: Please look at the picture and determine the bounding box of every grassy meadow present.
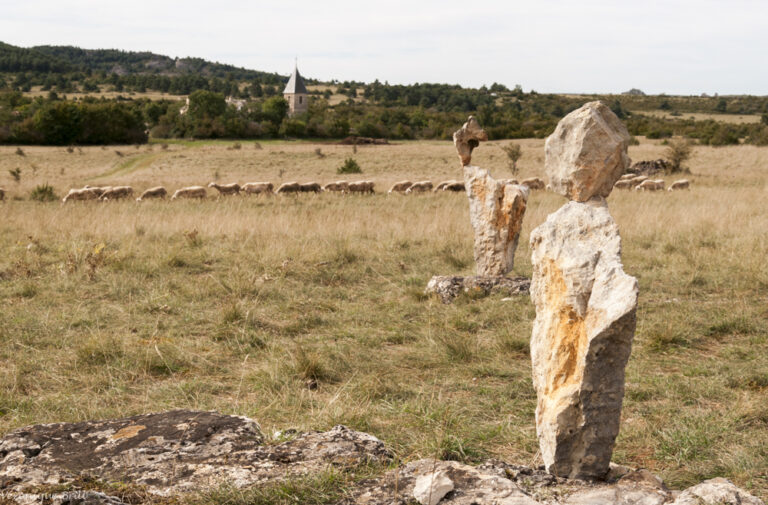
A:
[0,138,767,499]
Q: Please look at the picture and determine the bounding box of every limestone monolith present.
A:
[464,167,529,276]
[530,101,638,479]
[453,117,528,277]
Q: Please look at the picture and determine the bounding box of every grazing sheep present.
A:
[439,181,465,192]
[208,182,241,196]
[434,180,453,192]
[276,181,301,194]
[99,186,134,201]
[388,180,413,194]
[299,182,322,193]
[323,181,349,193]
[520,177,546,190]
[619,173,637,181]
[0,188,5,201]
[613,180,633,190]
[635,179,664,191]
[405,181,433,194]
[668,179,691,191]
[629,175,649,187]
[62,187,100,203]
[242,182,274,195]
[136,186,167,201]
[83,185,112,197]
[348,181,375,194]
[171,186,207,200]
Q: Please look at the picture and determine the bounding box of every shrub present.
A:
[500,143,522,174]
[29,183,58,202]
[337,157,361,174]
[664,138,693,173]
[8,167,21,182]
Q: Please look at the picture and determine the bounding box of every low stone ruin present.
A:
[530,101,639,479]
[0,410,762,504]
[426,117,530,302]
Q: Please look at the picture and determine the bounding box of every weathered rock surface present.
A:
[0,410,390,498]
[464,165,529,276]
[545,101,631,202]
[425,275,530,303]
[671,478,764,505]
[453,116,487,166]
[0,411,764,504]
[529,199,638,479]
[347,459,765,505]
[413,467,455,505]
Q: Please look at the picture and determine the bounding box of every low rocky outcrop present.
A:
[0,410,390,500]
[347,459,764,505]
[630,159,668,176]
[0,411,763,504]
[425,275,530,303]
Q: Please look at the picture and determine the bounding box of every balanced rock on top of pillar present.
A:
[453,115,488,167]
[545,101,631,202]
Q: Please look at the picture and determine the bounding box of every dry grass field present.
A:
[632,109,763,124]
[1,138,767,500]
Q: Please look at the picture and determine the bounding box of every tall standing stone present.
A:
[453,116,529,277]
[530,101,638,479]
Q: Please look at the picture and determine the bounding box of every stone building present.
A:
[283,65,308,116]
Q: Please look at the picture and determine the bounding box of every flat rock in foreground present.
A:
[530,200,638,479]
[0,409,390,497]
[0,411,763,504]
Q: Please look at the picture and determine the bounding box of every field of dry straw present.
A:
[0,138,767,499]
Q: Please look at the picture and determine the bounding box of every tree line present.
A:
[3,88,768,146]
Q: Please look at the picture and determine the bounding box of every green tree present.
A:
[715,98,727,113]
[187,90,226,119]
[32,101,82,145]
[261,96,288,125]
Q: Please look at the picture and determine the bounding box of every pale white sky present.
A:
[1,0,766,95]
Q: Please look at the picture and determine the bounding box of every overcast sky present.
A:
[2,0,766,95]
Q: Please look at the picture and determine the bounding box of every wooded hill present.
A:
[1,42,768,145]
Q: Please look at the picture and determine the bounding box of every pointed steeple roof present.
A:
[283,65,308,94]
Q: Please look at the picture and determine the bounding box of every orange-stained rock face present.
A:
[530,200,637,480]
[464,165,528,276]
[539,260,588,398]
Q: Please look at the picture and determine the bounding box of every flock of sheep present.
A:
[0,174,689,204]
[614,174,691,191]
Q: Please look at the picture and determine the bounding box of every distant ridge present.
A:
[0,41,290,83]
